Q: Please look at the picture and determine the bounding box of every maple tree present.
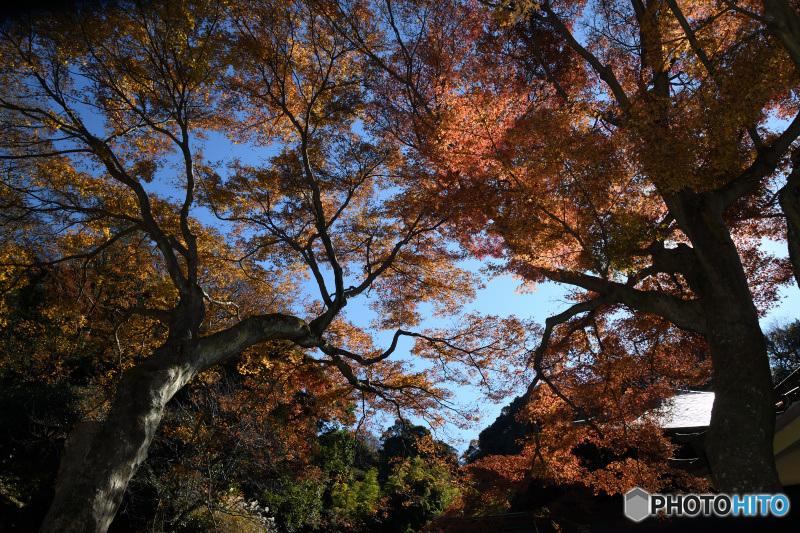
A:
[0,267,455,533]
[0,1,487,531]
[456,310,713,517]
[326,0,800,494]
[4,0,800,529]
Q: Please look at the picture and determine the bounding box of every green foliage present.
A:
[370,421,459,533]
[268,422,462,533]
[379,420,456,480]
[314,427,379,482]
[766,319,800,383]
[382,456,459,533]
[330,469,381,518]
[316,429,359,480]
[262,477,325,533]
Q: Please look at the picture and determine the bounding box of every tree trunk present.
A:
[39,310,318,533]
[764,0,800,290]
[39,355,199,532]
[703,306,781,492]
[669,191,782,493]
[779,157,800,290]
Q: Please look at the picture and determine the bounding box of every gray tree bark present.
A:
[39,310,320,533]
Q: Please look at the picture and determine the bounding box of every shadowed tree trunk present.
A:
[39,299,324,532]
[764,0,800,290]
[779,155,800,290]
[668,191,782,492]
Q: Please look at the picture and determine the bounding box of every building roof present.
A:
[652,390,715,430]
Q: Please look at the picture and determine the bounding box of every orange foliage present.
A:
[356,0,800,495]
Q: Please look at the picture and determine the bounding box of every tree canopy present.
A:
[339,0,800,494]
[0,0,487,530]
[1,0,800,531]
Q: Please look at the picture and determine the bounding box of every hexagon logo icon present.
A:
[624,487,651,522]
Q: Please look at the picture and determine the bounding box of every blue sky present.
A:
[186,130,800,452]
[338,261,800,450]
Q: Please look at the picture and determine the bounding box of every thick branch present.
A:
[1,225,140,268]
[192,313,319,373]
[761,0,800,74]
[716,111,800,209]
[522,296,613,438]
[541,3,631,114]
[537,268,707,335]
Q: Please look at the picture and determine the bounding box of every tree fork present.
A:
[668,192,782,492]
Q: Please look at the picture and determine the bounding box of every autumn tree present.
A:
[323,0,800,493]
[0,1,488,531]
[450,309,712,517]
[114,344,347,532]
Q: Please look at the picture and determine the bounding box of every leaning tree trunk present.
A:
[671,191,782,493]
[39,311,317,533]
[39,354,197,532]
